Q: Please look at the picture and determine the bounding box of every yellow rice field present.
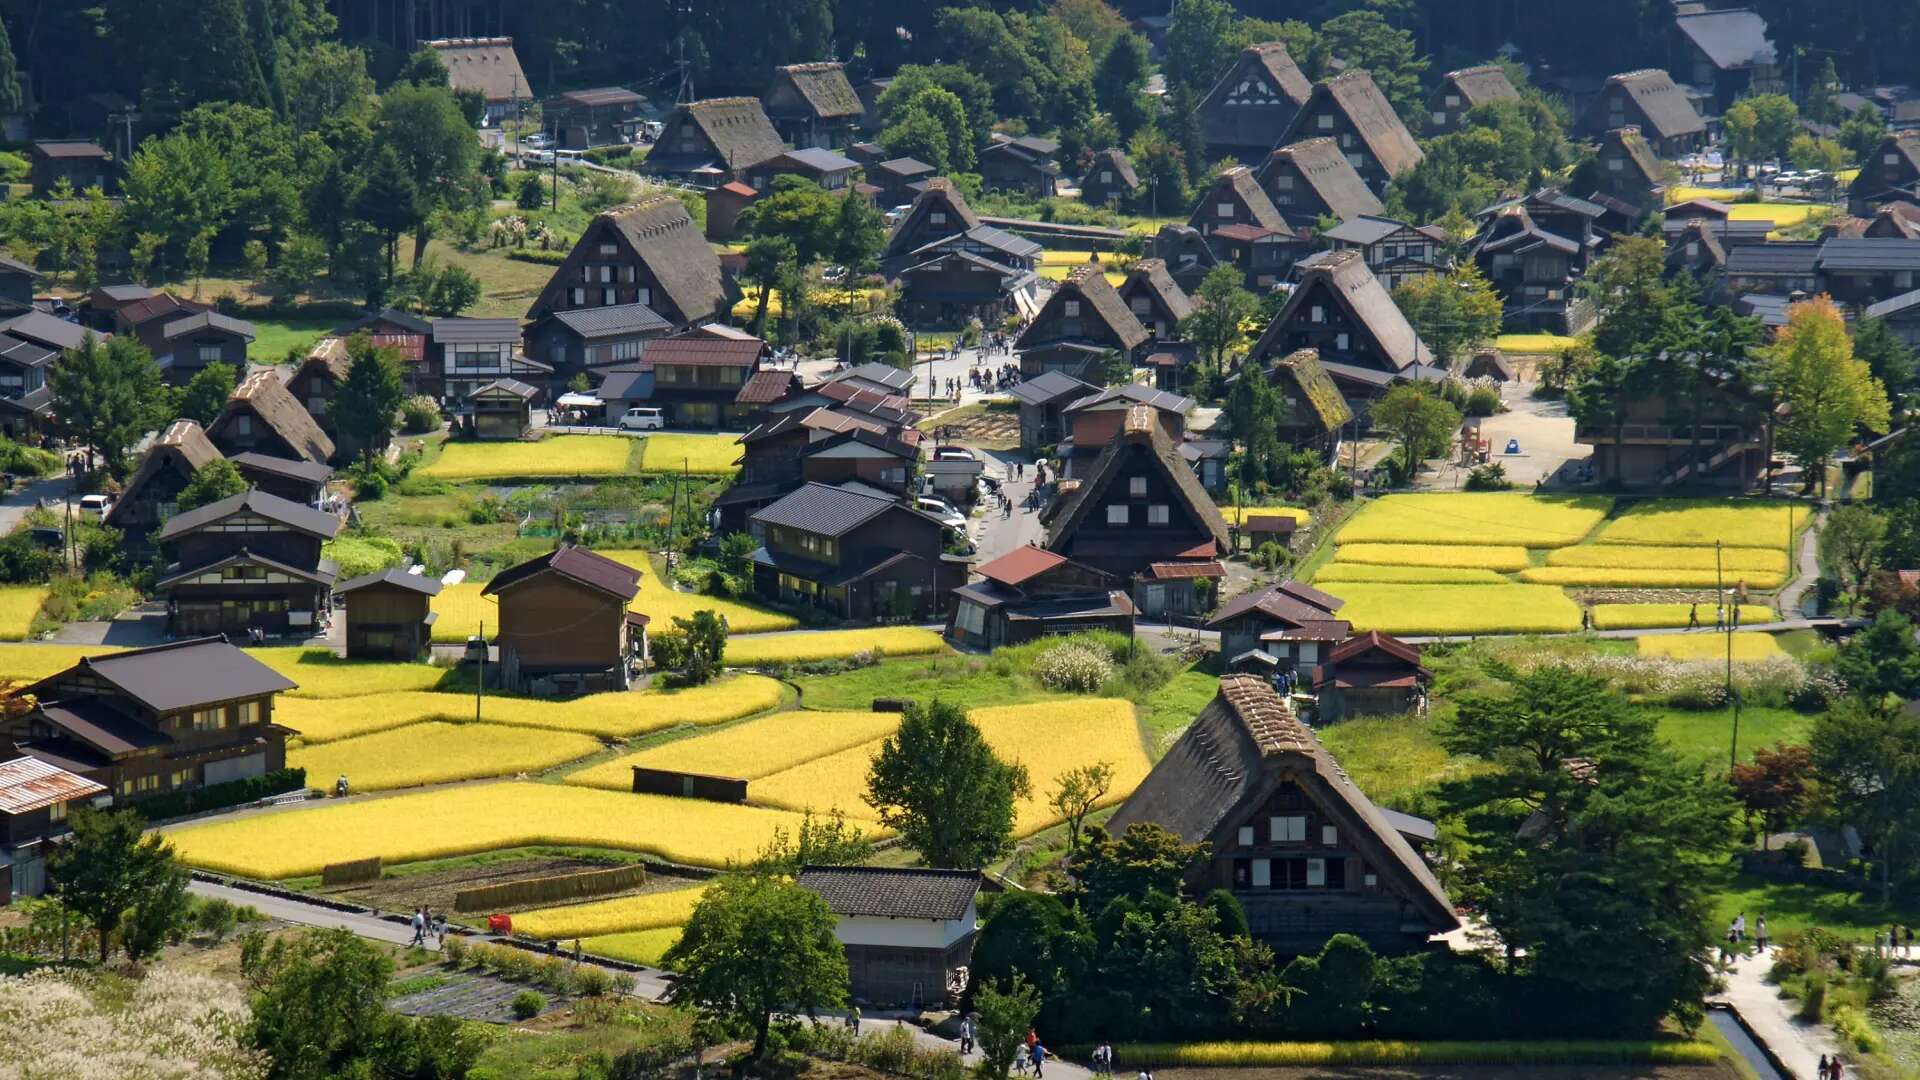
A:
[0,644,125,683]
[1638,632,1785,661]
[429,582,495,643]
[514,885,709,939]
[581,927,682,967]
[724,628,949,666]
[1311,565,1510,584]
[0,586,49,640]
[598,551,798,634]
[164,782,840,879]
[1519,566,1788,589]
[1494,333,1579,355]
[276,675,785,744]
[1223,506,1312,527]
[420,436,634,481]
[1543,545,1789,574]
[635,434,742,475]
[565,710,900,790]
[750,699,1151,836]
[1333,544,1532,572]
[1335,494,1612,548]
[1319,584,1584,635]
[250,648,448,698]
[1590,603,1777,631]
[1591,499,1803,549]
[289,722,603,792]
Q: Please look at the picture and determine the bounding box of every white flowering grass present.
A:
[0,968,267,1079]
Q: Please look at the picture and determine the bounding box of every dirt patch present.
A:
[315,855,699,917]
[923,406,1020,451]
[1156,1064,1741,1080]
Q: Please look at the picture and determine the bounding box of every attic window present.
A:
[1310,305,1324,323]
[599,243,618,255]
[1148,504,1169,525]
[930,211,947,225]
[1100,170,1113,183]
[1237,825,1254,845]
[1322,825,1338,846]
[1064,300,1081,316]
[1317,114,1334,130]
[1888,153,1902,165]
[1607,157,1622,172]
[1273,175,1293,191]
[1445,94,1460,107]
[1431,111,1446,126]
[1129,476,1147,496]
[1271,815,1305,842]
[1106,505,1128,525]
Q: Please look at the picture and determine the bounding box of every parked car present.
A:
[915,496,967,530]
[77,494,112,519]
[522,132,554,150]
[618,407,666,431]
[931,446,977,463]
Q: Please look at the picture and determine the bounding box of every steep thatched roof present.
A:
[1436,65,1519,110]
[1272,348,1353,431]
[1591,70,1705,141]
[1287,72,1423,180]
[1197,42,1313,154]
[1256,137,1383,224]
[1044,403,1230,555]
[1018,265,1151,354]
[1118,258,1194,324]
[208,370,335,464]
[1250,249,1432,371]
[425,37,531,103]
[768,62,862,120]
[106,420,222,528]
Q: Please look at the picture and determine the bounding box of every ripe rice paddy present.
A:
[598,551,798,634]
[1317,583,1584,636]
[634,434,742,475]
[1590,603,1777,631]
[419,436,635,481]
[1333,493,1612,548]
[1638,632,1785,661]
[514,884,709,940]
[723,628,948,665]
[163,782,837,879]
[1332,544,1532,572]
[580,927,682,967]
[249,648,448,698]
[563,710,901,790]
[1311,565,1509,584]
[0,586,49,640]
[1590,499,1804,549]
[289,722,604,792]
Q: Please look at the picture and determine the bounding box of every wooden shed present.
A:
[335,568,442,661]
[469,378,540,440]
[483,545,643,695]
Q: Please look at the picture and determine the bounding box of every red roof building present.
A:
[1313,630,1430,721]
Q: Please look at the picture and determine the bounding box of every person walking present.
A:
[1819,1055,1830,1080]
[1732,912,1746,942]
[409,907,426,947]
[1688,603,1700,630]
[1755,914,1768,952]
[1031,1042,1046,1078]
[960,1016,974,1055]
[850,1005,861,1035]
[1014,1044,1030,1076]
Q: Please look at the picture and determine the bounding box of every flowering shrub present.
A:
[1031,640,1115,693]
[0,968,267,1079]
[1492,646,1831,710]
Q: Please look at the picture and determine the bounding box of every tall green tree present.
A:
[1372,383,1462,479]
[0,11,23,115]
[663,873,847,1059]
[865,698,1031,868]
[282,41,374,135]
[351,143,419,284]
[371,83,480,269]
[1852,315,1917,404]
[176,361,237,427]
[1094,33,1154,138]
[975,975,1044,1080]
[1185,264,1259,371]
[832,190,887,272]
[742,235,796,340]
[740,177,839,265]
[1834,610,1920,703]
[48,808,189,963]
[120,132,236,275]
[1813,695,1920,901]
[49,334,166,477]
[1762,296,1891,495]
[1392,265,1503,370]
[334,334,406,463]
[1820,504,1889,611]
[1315,11,1427,120]
[1439,665,1738,1030]
[1164,0,1238,96]
[178,457,248,510]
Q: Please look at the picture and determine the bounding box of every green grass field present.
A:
[247,314,341,363]
[1714,873,1920,943]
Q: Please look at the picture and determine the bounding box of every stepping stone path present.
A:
[389,972,565,1024]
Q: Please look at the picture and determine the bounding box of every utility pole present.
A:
[1719,541,1741,770]
[475,620,485,722]
[675,36,695,107]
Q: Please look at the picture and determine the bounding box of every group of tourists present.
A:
[972,364,1023,392]
[409,906,447,947]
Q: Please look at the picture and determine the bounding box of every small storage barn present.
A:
[468,378,541,440]
[335,568,443,661]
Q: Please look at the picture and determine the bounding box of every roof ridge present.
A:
[1216,674,1316,757]
[79,634,233,667]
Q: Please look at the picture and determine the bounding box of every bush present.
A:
[517,173,546,210]
[0,439,61,478]
[130,768,306,821]
[441,936,468,967]
[1031,640,1115,693]
[506,249,569,266]
[1464,463,1512,491]
[538,954,578,995]
[401,396,442,434]
[510,990,548,1019]
[574,965,613,996]
[1465,385,1503,417]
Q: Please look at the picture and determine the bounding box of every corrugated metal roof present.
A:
[0,755,105,815]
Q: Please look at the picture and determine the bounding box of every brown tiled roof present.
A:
[37,701,171,756]
[336,566,442,596]
[34,140,110,160]
[154,487,341,542]
[209,369,336,464]
[1257,138,1383,223]
[0,755,105,815]
[425,37,531,103]
[734,370,798,406]
[29,636,297,714]
[769,62,863,120]
[976,545,1068,587]
[119,292,210,328]
[797,865,981,920]
[643,335,765,368]
[483,543,641,601]
[1106,675,1457,933]
[1323,629,1424,668]
[1207,582,1345,629]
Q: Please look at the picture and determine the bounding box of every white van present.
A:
[619,407,666,431]
[78,494,113,519]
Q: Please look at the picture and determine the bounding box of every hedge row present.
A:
[135,768,307,822]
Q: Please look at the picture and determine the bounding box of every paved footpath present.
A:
[1710,949,1839,1080]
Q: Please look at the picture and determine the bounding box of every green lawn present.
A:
[1652,706,1813,767]
[248,314,342,363]
[792,654,1063,712]
[1713,873,1920,943]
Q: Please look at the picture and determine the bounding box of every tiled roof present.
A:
[797,865,981,920]
[30,636,297,714]
[550,303,674,339]
[643,335,765,367]
[336,566,443,596]
[753,481,917,537]
[154,487,341,543]
[483,544,641,601]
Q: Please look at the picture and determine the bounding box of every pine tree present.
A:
[0,14,23,116]
[1094,33,1152,138]
[246,0,284,113]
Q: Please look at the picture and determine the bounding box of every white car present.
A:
[618,407,665,431]
[522,133,554,150]
[916,496,966,530]
[77,494,112,519]
[931,446,977,463]
[1773,171,1804,187]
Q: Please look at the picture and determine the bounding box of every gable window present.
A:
[1335,333,1350,350]
[1445,93,1460,107]
[1106,504,1129,525]
[1251,858,1272,888]
[1130,297,1150,314]
[234,415,252,436]
[1216,202,1234,218]
[1100,170,1113,182]
[1064,300,1081,317]
[1147,504,1169,525]
[1273,174,1294,191]
[308,396,327,415]
[603,288,617,305]
[624,265,636,283]
[1607,157,1622,172]
[1317,114,1334,130]
[1431,110,1446,126]
[1237,825,1254,846]
[1310,305,1324,323]
[197,344,223,363]
[1322,825,1338,846]
[638,287,652,306]
[571,287,586,306]
[600,266,613,283]
[1129,476,1147,497]
[930,211,947,225]
[1270,815,1305,842]
[1306,858,1326,887]
[599,242,618,256]
[1888,153,1902,165]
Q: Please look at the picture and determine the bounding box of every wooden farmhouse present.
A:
[764,62,863,150]
[1313,631,1430,721]
[0,329,56,443]
[1253,138,1384,231]
[1247,250,1435,408]
[335,568,442,661]
[229,452,332,506]
[640,98,786,186]
[948,546,1133,649]
[1578,69,1705,157]
[467,378,541,440]
[1014,265,1149,380]
[426,317,551,405]
[1279,73,1423,196]
[797,866,983,1006]
[1079,148,1141,208]
[1041,403,1230,617]
[1008,370,1097,453]
[483,545,644,695]
[1264,348,1354,460]
[1,638,296,807]
[1107,675,1459,954]
[526,196,733,334]
[425,37,531,123]
[1208,581,1351,681]
[107,420,222,537]
[0,756,106,898]
[1196,43,1313,163]
[152,489,341,638]
[1849,134,1920,217]
[206,370,336,466]
[0,254,37,318]
[1116,258,1195,341]
[1424,65,1519,134]
[1590,126,1666,215]
[749,482,964,622]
